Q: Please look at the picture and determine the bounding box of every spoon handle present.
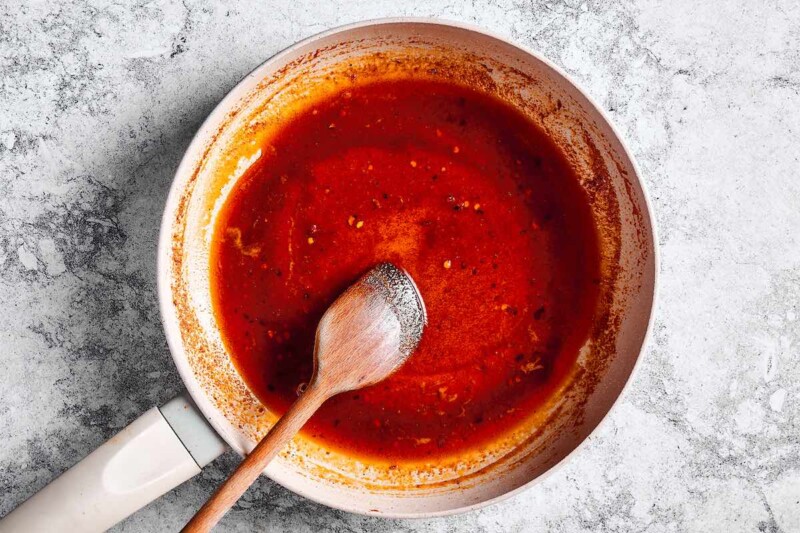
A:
[181,385,328,532]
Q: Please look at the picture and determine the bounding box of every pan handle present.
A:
[0,392,227,533]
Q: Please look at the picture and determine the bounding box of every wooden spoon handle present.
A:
[181,385,328,532]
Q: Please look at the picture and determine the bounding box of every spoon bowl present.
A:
[314,263,426,394]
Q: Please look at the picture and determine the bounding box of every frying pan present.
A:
[1,18,657,532]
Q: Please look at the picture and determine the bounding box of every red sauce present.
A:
[210,79,600,462]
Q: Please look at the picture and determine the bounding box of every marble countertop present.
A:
[2,1,798,531]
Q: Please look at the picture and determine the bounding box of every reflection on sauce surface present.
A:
[210,79,600,461]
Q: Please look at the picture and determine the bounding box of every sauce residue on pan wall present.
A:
[210,78,601,462]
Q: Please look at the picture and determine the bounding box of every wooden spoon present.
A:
[182,263,426,532]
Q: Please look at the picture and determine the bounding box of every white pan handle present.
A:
[0,392,227,533]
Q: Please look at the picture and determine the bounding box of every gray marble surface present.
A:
[1,1,799,531]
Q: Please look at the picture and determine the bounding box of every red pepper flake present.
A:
[437,386,458,402]
[500,304,518,316]
[521,358,544,373]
